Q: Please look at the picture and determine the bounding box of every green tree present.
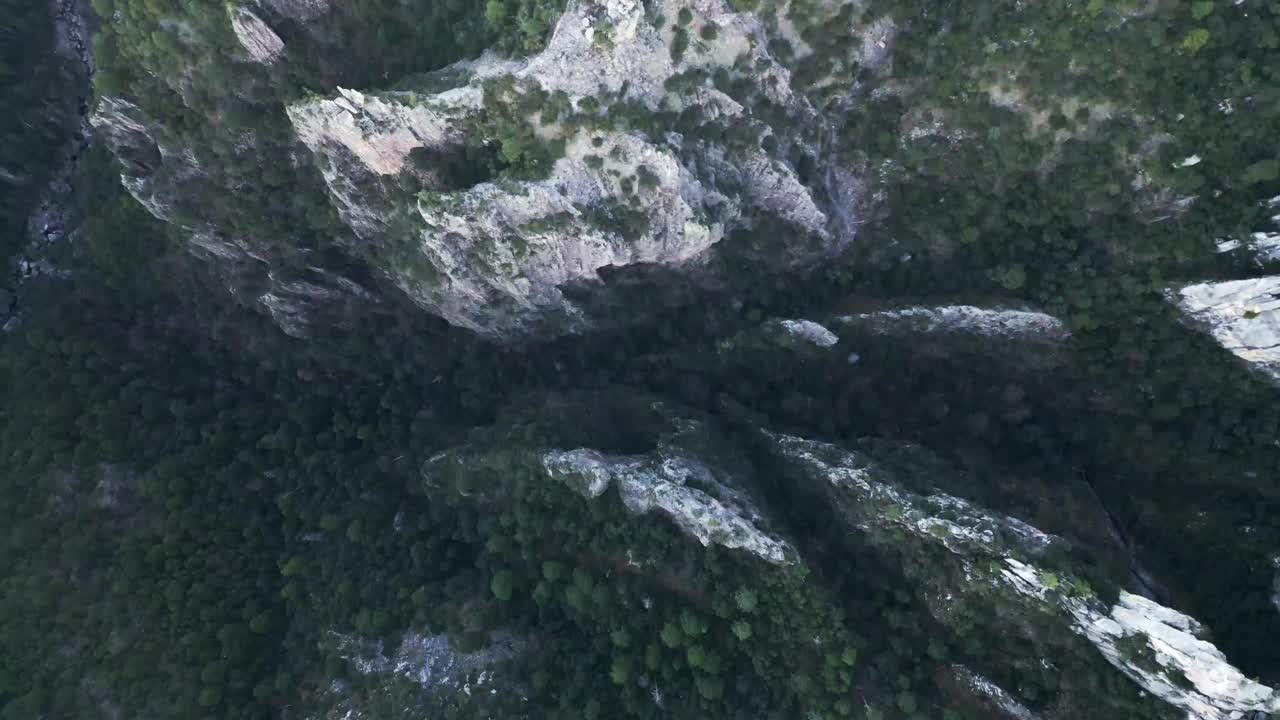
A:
[491,569,514,601]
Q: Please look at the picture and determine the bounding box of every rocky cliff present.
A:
[402,385,1278,720]
[286,0,862,338]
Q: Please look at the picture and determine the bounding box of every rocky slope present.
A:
[401,383,1278,720]
[286,0,861,338]
[771,431,1278,720]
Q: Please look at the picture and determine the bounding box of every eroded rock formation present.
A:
[287,0,863,338]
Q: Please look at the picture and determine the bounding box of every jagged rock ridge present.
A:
[288,0,864,339]
[769,431,1280,720]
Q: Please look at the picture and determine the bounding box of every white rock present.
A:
[228,5,285,64]
[289,87,479,178]
[404,131,724,335]
[951,666,1039,720]
[838,305,1067,341]
[1176,276,1280,383]
[1075,590,1280,720]
[332,630,522,693]
[772,432,1278,720]
[1271,555,1280,616]
[541,446,794,565]
[287,0,862,339]
[778,319,840,347]
[490,0,801,112]
[1248,232,1280,263]
[1215,232,1280,264]
[766,432,1054,556]
[1003,556,1280,720]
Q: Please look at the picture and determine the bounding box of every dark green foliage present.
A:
[484,0,567,53]
[670,28,690,63]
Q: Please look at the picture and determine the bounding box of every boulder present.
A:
[1175,276,1280,384]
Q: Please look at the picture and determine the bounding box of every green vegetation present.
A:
[2,0,1280,718]
[777,0,1280,676]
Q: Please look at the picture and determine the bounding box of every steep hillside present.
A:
[2,1,1280,719]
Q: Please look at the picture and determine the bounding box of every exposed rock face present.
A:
[228,5,285,64]
[1093,592,1279,720]
[1005,562,1280,720]
[332,630,523,692]
[765,432,1057,558]
[1217,232,1280,265]
[91,98,177,215]
[288,0,864,339]
[1175,276,1280,384]
[948,666,1039,720]
[837,305,1068,342]
[406,130,727,335]
[425,404,795,565]
[315,630,524,719]
[1249,232,1280,263]
[541,446,794,564]
[769,432,1279,720]
[92,96,373,338]
[258,265,375,338]
[1216,196,1280,265]
[777,319,840,348]
[289,87,479,180]
[415,385,1275,718]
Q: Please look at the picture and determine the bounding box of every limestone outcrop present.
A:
[288,0,863,339]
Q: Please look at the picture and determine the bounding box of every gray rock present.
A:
[228,5,285,64]
[777,319,840,348]
[1008,563,1280,720]
[837,305,1068,341]
[1175,276,1280,384]
[769,431,1279,720]
[331,629,524,692]
[1216,233,1280,265]
[948,666,1039,720]
[288,0,867,339]
[541,445,795,565]
[423,403,795,566]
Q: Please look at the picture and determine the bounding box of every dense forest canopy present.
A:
[2,0,1279,719]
